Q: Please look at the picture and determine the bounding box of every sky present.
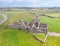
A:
[0,0,60,7]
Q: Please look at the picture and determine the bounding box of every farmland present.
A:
[0,15,3,20]
[0,9,60,46]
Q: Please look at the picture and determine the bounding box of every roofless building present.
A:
[8,13,48,34]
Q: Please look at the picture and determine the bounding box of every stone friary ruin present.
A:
[8,14,48,34]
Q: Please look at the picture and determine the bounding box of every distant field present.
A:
[0,10,60,46]
[0,15,3,20]
[30,9,60,17]
[46,13,60,17]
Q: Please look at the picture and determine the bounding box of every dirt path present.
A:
[0,14,8,25]
[48,32,60,36]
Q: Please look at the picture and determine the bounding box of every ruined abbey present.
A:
[8,14,48,34]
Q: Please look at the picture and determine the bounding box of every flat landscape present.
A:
[0,15,3,20]
[0,9,60,46]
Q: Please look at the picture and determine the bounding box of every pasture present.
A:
[0,15,3,20]
[0,10,60,46]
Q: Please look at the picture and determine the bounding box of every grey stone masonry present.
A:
[8,13,48,34]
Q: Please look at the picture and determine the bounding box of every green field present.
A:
[0,10,60,46]
[0,15,3,20]
[34,33,46,40]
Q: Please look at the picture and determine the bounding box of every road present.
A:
[0,14,8,25]
[48,32,60,36]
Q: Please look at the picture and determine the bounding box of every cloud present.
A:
[17,0,24,2]
[0,0,60,7]
[22,0,41,7]
[25,0,40,3]
[0,0,13,2]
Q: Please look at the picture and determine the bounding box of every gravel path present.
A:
[0,14,8,25]
[48,32,60,36]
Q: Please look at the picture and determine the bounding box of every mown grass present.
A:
[34,33,46,40]
[0,28,41,46]
[0,11,60,46]
[40,16,60,32]
[0,27,60,46]
[0,28,60,46]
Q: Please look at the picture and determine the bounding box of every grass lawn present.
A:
[40,16,60,32]
[34,33,46,40]
[0,28,60,46]
[0,11,60,46]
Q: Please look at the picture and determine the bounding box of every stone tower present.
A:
[33,13,40,27]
